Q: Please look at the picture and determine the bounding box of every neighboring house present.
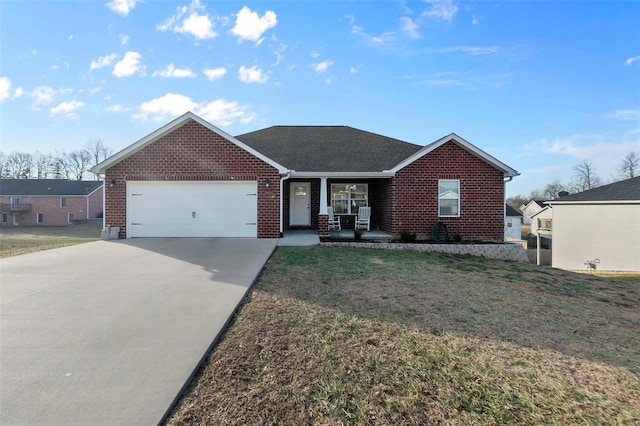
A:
[519,200,546,225]
[91,112,519,240]
[0,179,103,226]
[546,176,640,272]
[530,206,553,236]
[505,204,523,240]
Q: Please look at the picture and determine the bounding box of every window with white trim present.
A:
[67,213,74,223]
[438,180,460,217]
[37,213,43,223]
[60,197,66,207]
[331,184,368,215]
[10,197,20,209]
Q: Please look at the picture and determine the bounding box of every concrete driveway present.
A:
[0,238,277,425]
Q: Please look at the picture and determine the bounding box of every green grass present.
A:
[167,246,640,425]
[0,220,102,258]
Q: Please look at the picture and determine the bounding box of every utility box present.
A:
[101,225,121,240]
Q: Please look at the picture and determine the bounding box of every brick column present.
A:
[318,214,329,236]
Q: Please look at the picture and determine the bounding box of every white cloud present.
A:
[609,109,640,121]
[90,53,117,71]
[157,0,218,40]
[112,51,144,77]
[399,16,420,39]
[50,64,60,71]
[472,14,481,25]
[437,46,500,56]
[203,67,227,81]
[351,25,396,45]
[50,100,85,116]
[0,76,12,101]
[132,92,256,125]
[106,105,124,112]
[238,65,269,83]
[325,77,337,84]
[231,6,277,44]
[310,51,320,58]
[197,99,256,125]
[152,63,196,78]
[31,86,57,105]
[422,0,459,22]
[625,56,640,66]
[314,60,333,73]
[133,93,197,122]
[13,87,24,98]
[120,34,129,45]
[350,67,358,74]
[105,0,139,16]
[68,34,73,41]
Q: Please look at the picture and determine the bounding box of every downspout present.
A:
[101,175,106,229]
[279,171,291,237]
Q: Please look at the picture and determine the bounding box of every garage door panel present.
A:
[127,181,257,238]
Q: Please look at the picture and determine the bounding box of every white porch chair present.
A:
[355,206,371,231]
[327,206,341,231]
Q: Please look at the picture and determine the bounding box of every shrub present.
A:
[453,234,463,243]
[400,230,417,242]
[354,227,364,240]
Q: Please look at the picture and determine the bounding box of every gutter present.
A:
[279,171,292,236]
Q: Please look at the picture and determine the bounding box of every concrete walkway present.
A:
[0,238,277,426]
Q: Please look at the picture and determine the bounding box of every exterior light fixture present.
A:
[109,179,116,187]
[265,178,270,188]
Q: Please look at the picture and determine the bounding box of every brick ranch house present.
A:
[0,179,103,226]
[91,112,519,240]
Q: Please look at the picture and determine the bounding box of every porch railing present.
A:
[1,203,32,212]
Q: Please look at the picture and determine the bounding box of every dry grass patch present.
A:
[167,247,640,425]
[0,220,102,258]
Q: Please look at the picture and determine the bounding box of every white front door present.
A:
[289,182,311,226]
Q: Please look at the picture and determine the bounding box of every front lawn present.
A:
[0,220,102,258]
[167,247,640,425]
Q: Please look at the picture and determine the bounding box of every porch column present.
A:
[318,177,329,235]
[319,177,328,214]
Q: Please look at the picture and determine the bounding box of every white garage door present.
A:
[127,181,257,238]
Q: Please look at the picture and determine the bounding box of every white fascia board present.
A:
[289,171,395,178]
[86,184,104,197]
[529,206,551,218]
[547,200,640,205]
[388,133,520,178]
[90,111,288,174]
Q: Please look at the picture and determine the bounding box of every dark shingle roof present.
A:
[235,126,423,172]
[0,179,103,196]
[506,204,522,217]
[551,176,640,202]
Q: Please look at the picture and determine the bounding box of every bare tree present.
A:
[571,160,602,192]
[506,195,529,210]
[619,151,639,179]
[0,152,6,178]
[33,151,55,179]
[4,152,33,179]
[54,151,71,180]
[85,139,113,179]
[65,150,92,180]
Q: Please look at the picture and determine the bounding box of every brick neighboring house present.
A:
[91,112,519,240]
[0,179,103,226]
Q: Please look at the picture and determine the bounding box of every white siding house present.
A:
[547,177,640,272]
[519,200,546,225]
[505,204,523,240]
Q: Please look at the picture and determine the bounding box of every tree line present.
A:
[507,152,639,208]
[0,140,113,181]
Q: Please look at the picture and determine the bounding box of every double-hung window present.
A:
[37,213,43,223]
[438,180,460,217]
[67,213,74,224]
[60,197,66,207]
[331,184,368,215]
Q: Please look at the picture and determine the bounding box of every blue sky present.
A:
[1,0,639,196]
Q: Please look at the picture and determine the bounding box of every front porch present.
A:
[284,177,393,236]
[278,229,393,247]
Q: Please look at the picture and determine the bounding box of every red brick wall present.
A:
[391,141,505,241]
[0,194,100,226]
[103,120,281,238]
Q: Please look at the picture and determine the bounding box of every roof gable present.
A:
[236,125,422,172]
[90,112,287,174]
[505,204,522,217]
[548,176,640,203]
[0,179,102,196]
[388,133,519,177]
